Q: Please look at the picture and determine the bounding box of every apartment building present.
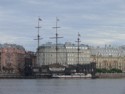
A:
[0,44,25,73]
[90,46,125,71]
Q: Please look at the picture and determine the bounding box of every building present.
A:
[38,42,96,76]
[38,42,125,72]
[38,42,66,66]
[0,44,25,73]
[24,51,36,76]
[25,51,36,67]
[65,42,91,65]
[38,42,92,66]
[90,46,125,71]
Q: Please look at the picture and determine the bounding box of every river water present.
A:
[0,79,125,94]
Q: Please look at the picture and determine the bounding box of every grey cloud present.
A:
[0,0,125,51]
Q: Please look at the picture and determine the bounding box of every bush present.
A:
[96,68,122,73]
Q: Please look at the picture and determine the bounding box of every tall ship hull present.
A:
[52,73,92,78]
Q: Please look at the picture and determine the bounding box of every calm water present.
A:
[0,79,125,94]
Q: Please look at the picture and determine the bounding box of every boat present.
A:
[52,73,92,78]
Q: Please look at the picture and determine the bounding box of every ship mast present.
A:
[75,32,81,64]
[50,17,63,64]
[34,17,42,66]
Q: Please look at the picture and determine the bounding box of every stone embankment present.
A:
[0,73,52,79]
[96,73,125,78]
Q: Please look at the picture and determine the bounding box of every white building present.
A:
[38,43,125,71]
[38,42,91,66]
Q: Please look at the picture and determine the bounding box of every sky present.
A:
[0,0,125,51]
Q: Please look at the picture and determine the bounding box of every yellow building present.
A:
[90,46,125,71]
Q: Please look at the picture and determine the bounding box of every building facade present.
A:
[90,46,125,71]
[65,42,91,65]
[38,42,91,66]
[38,42,125,71]
[0,44,25,73]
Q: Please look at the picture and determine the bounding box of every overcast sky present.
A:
[0,0,125,51]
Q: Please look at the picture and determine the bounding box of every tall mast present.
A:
[34,17,42,66]
[50,17,63,64]
[75,32,81,64]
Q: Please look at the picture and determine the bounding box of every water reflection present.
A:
[0,79,124,94]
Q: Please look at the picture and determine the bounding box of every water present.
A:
[0,79,125,94]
